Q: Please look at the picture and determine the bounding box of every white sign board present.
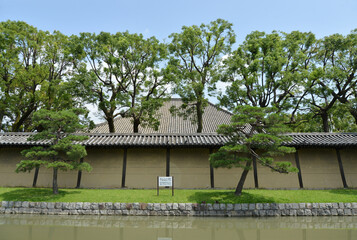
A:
[158,176,173,187]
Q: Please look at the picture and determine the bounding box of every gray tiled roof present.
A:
[285,132,357,147]
[90,99,232,133]
[1,132,357,148]
[0,132,230,147]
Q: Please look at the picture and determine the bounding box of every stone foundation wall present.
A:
[1,201,357,217]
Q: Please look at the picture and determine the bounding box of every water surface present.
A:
[0,215,356,240]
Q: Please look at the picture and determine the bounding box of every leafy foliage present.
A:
[210,106,297,195]
[168,19,235,132]
[15,109,92,194]
[73,31,169,132]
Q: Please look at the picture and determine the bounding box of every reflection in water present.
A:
[0,215,356,240]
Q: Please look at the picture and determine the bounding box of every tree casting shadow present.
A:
[0,188,80,202]
[187,190,276,204]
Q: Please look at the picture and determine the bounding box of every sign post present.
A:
[157,176,174,196]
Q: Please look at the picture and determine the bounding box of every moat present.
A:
[0,215,356,240]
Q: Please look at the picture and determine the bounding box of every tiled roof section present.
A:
[90,99,232,133]
[284,132,357,147]
[0,132,230,147]
[2,132,357,148]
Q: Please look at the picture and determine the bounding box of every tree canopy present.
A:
[0,20,357,133]
[168,19,236,133]
[15,109,92,194]
[210,106,297,195]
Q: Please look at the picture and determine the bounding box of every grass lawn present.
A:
[0,187,356,203]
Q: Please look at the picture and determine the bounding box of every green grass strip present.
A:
[0,188,356,204]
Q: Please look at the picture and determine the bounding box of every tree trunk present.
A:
[107,116,115,133]
[133,118,140,133]
[234,160,252,196]
[53,167,59,195]
[196,100,203,133]
[321,112,329,132]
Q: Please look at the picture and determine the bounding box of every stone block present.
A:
[160,203,167,211]
[352,203,357,209]
[249,203,255,210]
[291,203,299,209]
[241,204,249,211]
[259,210,266,216]
[98,203,105,210]
[69,210,78,215]
[172,203,178,210]
[220,204,226,210]
[105,202,113,210]
[345,203,352,209]
[178,203,185,211]
[186,203,193,211]
[82,202,91,210]
[141,203,148,210]
[337,209,344,216]
[154,203,161,211]
[331,209,338,216]
[68,202,76,210]
[22,201,29,208]
[234,204,241,210]
[47,202,55,209]
[256,203,263,210]
[226,204,233,211]
[271,203,278,210]
[332,203,339,209]
[113,203,121,210]
[120,203,127,210]
[244,210,253,216]
[299,203,306,209]
[297,209,305,216]
[54,202,62,209]
[62,202,70,210]
[14,201,22,208]
[1,201,8,208]
[263,203,270,210]
[213,204,220,210]
[147,203,153,210]
[304,209,312,216]
[252,210,260,217]
[91,203,99,210]
[99,210,107,215]
[344,209,352,216]
[278,203,285,210]
[352,209,357,216]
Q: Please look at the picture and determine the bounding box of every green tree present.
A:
[0,21,82,132]
[210,106,297,196]
[73,31,169,133]
[219,31,317,124]
[302,31,357,132]
[168,19,235,132]
[15,109,92,194]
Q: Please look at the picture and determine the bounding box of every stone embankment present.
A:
[1,201,357,217]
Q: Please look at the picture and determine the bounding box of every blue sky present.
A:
[1,0,356,45]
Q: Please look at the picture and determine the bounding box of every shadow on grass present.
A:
[327,189,357,196]
[187,190,276,204]
[0,188,80,202]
